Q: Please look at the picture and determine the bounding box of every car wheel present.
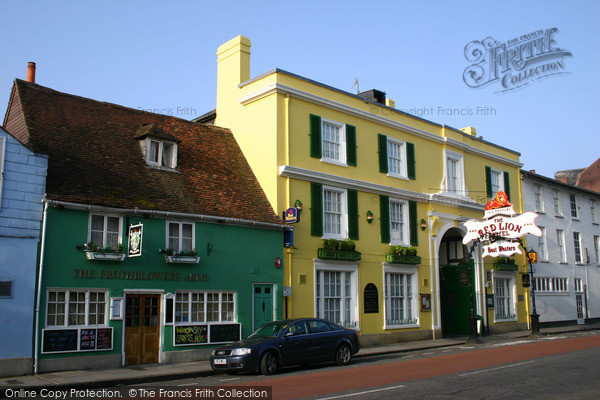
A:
[260,351,278,375]
[335,344,352,366]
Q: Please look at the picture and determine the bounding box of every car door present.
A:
[307,319,337,361]
[279,320,310,365]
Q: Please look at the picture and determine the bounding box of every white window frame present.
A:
[493,271,516,321]
[594,235,600,263]
[387,137,408,179]
[533,277,569,294]
[534,184,544,212]
[45,288,108,328]
[314,260,359,330]
[570,194,578,219]
[443,150,466,196]
[490,168,505,197]
[166,221,195,253]
[322,186,348,240]
[174,291,236,324]
[590,199,598,223]
[146,138,178,169]
[537,227,548,261]
[574,278,583,293]
[557,229,567,263]
[320,118,346,166]
[573,231,583,263]
[88,214,122,250]
[383,264,419,329]
[389,198,409,246]
[0,136,5,210]
[553,190,562,216]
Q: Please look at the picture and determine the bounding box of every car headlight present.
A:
[231,348,252,356]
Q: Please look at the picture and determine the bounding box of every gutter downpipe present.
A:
[33,201,49,374]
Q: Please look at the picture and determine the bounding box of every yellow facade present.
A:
[215,35,529,345]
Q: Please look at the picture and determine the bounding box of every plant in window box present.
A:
[386,245,421,264]
[318,239,360,261]
[161,248,200,264]
[82,242,125,261]
[493,256,518,271]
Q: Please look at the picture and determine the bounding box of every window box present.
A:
[385,254,421,265]
[85,251,125,262]
[317,248,361,261]
[164,255,200,264]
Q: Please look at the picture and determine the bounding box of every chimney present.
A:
[26,62,36,83]
[461,126,477,136]
[357,89,386,105]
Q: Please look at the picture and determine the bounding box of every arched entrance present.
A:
[438,228,475,336]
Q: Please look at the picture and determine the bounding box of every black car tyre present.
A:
[260,351,278,375]
[335,344,352,366]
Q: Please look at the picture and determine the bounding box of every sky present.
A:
[1,1,598,178]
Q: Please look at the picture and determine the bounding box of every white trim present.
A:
[321,117,347,166]
[165,220,196,254]
[443,150,466,197]
[0,135,5,210]
[87,213,123,249]
[389,197,410,246]
[279,165,484,211]
[239,83,523,168]
[492,271,517,322]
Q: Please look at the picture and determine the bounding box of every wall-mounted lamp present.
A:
[294,199,303,211]
[420,219,427,231]
[207,242,214,256]
[366,210,374,223]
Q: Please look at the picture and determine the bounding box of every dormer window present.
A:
[147,139,177,168]
[135,123,180,171]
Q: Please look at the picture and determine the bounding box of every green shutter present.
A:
[346,124,357,166]
[503,171,511,201]
[311,182,323,236]
[409,200,418,246]
[380,195,390,243]
[378,134,388,173]
[485,166,492,198]
[407,142,415,180]
[348,189,359,240]
[310,114,322,158]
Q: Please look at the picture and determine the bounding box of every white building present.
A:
[522,170,600,326]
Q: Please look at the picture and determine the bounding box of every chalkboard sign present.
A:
[96,328,113,350]
[209,324,241,343]
[364,283,379,314]
[42,329,78,353]
[80,329,96,350]
[174,325,208,345]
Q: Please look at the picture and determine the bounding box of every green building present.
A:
[3,79,287,373]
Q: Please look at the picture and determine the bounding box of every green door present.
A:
[253,285,274,331]
[440,262,476,335]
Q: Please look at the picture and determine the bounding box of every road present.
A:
[127,331,600,400]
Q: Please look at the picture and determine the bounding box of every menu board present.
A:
[209,324,241,343]
[42,329,78,353]
[80,329,96,350]
[96,328,112,350]
[175,325,208,345]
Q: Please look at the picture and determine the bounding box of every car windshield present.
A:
[247,321,290,338]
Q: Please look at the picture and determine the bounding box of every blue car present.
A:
[210,318,360,375]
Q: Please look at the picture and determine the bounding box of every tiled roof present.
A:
[6,79,282,225]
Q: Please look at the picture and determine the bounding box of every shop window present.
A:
[46,289,107,327]
[174,291,236,324]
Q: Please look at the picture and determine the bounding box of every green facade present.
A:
[37,206,284,370]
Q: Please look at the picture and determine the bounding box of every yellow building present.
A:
[214,35,529,345]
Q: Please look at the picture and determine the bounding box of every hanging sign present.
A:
[284,207,300,224]
[128,224,143,257]
[462,191,542,257]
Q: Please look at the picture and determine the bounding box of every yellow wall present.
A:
[215,35,528,342]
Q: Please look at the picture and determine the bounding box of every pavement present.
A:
[1,323,598,392]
